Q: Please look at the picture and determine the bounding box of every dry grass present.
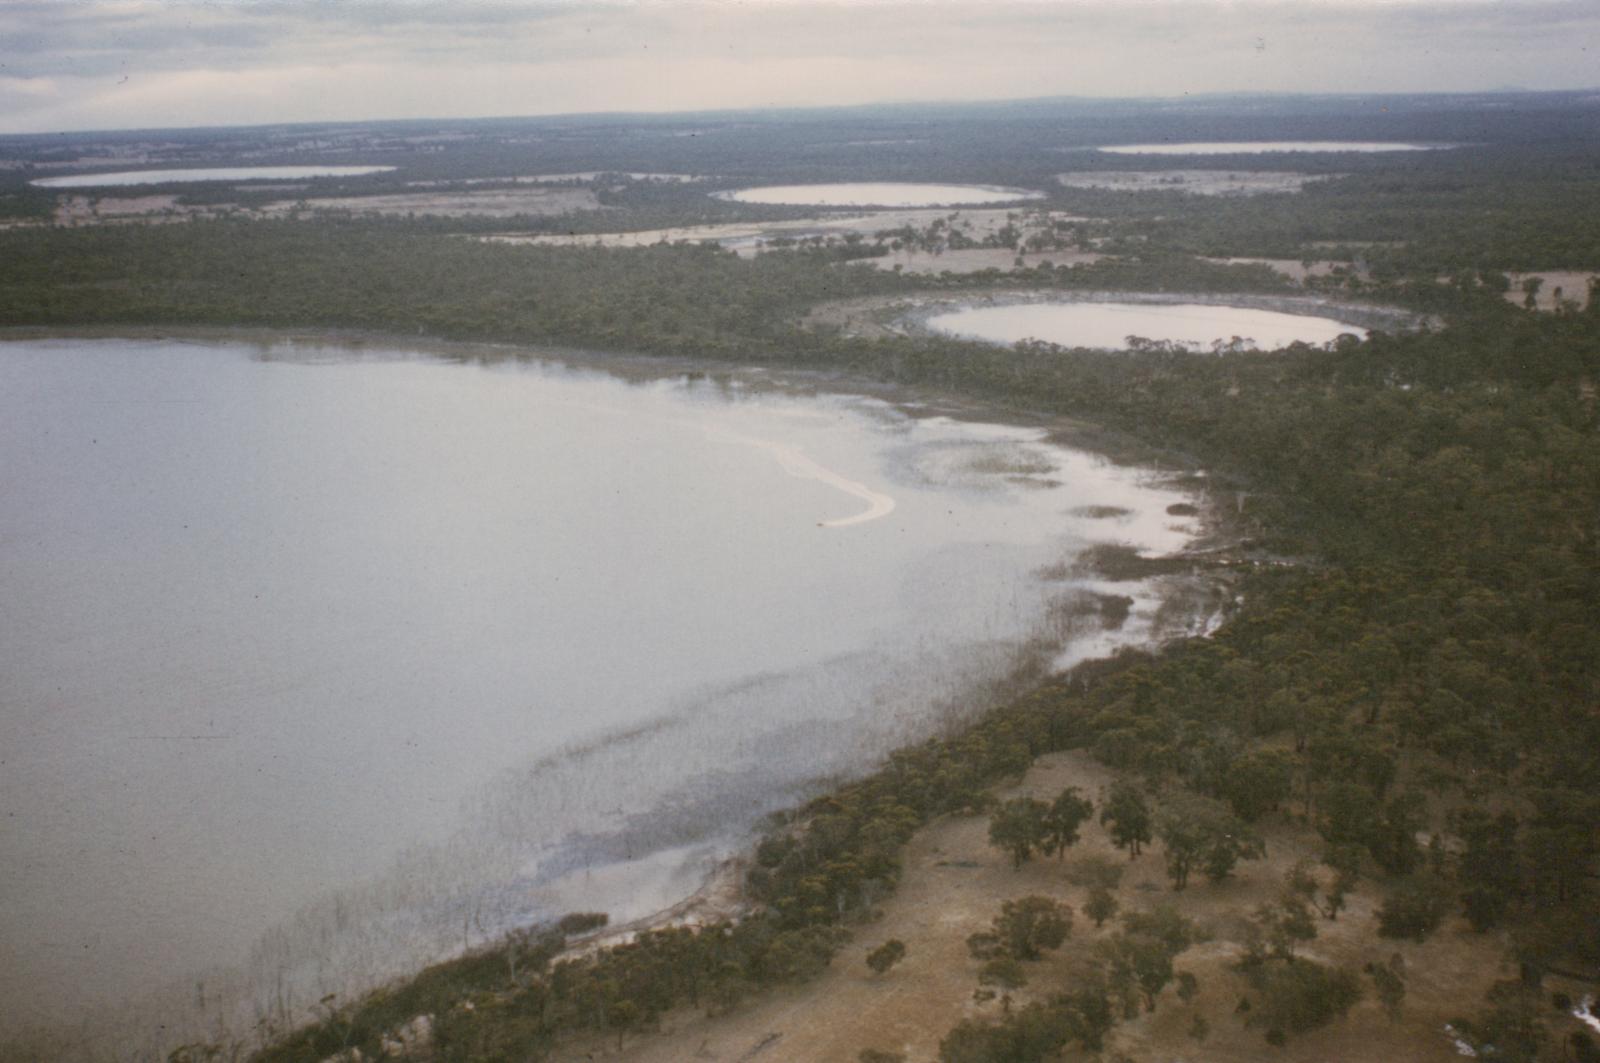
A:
[557,751,1513,1063]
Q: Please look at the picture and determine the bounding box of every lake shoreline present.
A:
[0,325,1253,1060]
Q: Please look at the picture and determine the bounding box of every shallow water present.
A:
[714,182,1044,207]
[0,338,1201,1055]
[30,165,396,188]
[924,300,1367,350]
[1096,141,1441,155]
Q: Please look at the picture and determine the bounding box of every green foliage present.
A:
[939,988,1116,1063]
[1365,954,1408,1020]
[1217,749,1294,822]
[1241,959,1364,1043]
[1156,793,1265,890]
[1377,876,1451,942]
[1043,786,1094,858]
[555,912,609,935]
[978,956,1029,990]
[988,797,1051,869]
[1085,886,1119,929]
[859,1050,906,1063]
[865,938,907,975]
[1450,982,1550,1063]
[1100,780,1153,859]
[993,896,1073,961]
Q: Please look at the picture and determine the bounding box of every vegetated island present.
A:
[0,92,1597,1063]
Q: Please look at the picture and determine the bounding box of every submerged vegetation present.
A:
[2,93,1597,1061]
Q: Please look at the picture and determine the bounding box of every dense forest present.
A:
[2,95,1597,1062]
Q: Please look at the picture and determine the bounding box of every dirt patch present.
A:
[1058,171,1337,197]
[1501,270,1596,311]
[557,750,1512,1063]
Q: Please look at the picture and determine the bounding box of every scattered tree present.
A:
[995,896,1074,961]
[989,797,1051,869]
[1085,885,1120,929]
[1101,780,1153,859]
[1044,786,1095,858]
[866,939,907,976]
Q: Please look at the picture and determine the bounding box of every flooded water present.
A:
[714,182,1044,207]
[924,299,1368,350]
[1096,141,1441,155]
[0,338,1205,1057]
[30,166,396,188]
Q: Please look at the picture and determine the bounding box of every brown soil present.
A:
[1501,271,1596,311]
[556,751,1513,1063]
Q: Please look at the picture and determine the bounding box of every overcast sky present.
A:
[1,0,1596,134]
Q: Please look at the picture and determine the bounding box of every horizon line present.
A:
[4,85,1597,141]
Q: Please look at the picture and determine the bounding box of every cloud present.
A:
[0,0,1596,133]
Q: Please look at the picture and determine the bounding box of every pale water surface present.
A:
[0,339,1201,1056]
[1096,141,1442,155]
[714,182,1044,207]
[925,300,1368,350]
[31,166,396,188]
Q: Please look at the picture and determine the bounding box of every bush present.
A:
[1377,877,1450,942]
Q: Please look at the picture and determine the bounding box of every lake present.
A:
[1096,141,1441,155]
[923,299,1369,350]
[30,166,396,188]
[713,183,1044,207]
[0,337,1205,1056]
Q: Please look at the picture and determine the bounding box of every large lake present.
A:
[31,166,396,188]
[714,183,1044,207]
[924,300,1368,350]
[0,338,1202,1056]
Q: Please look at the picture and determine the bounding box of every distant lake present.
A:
[0,338,1203,1056]
[1096,141,1442,155]
[30,165,396,188]
[714,183,1045,207]
[925,300,1368,350]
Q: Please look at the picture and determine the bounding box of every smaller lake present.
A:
[31,165,396,188]
[714,183,1044,207]
[1096,141,1441,155]
[925,300,1367,350]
